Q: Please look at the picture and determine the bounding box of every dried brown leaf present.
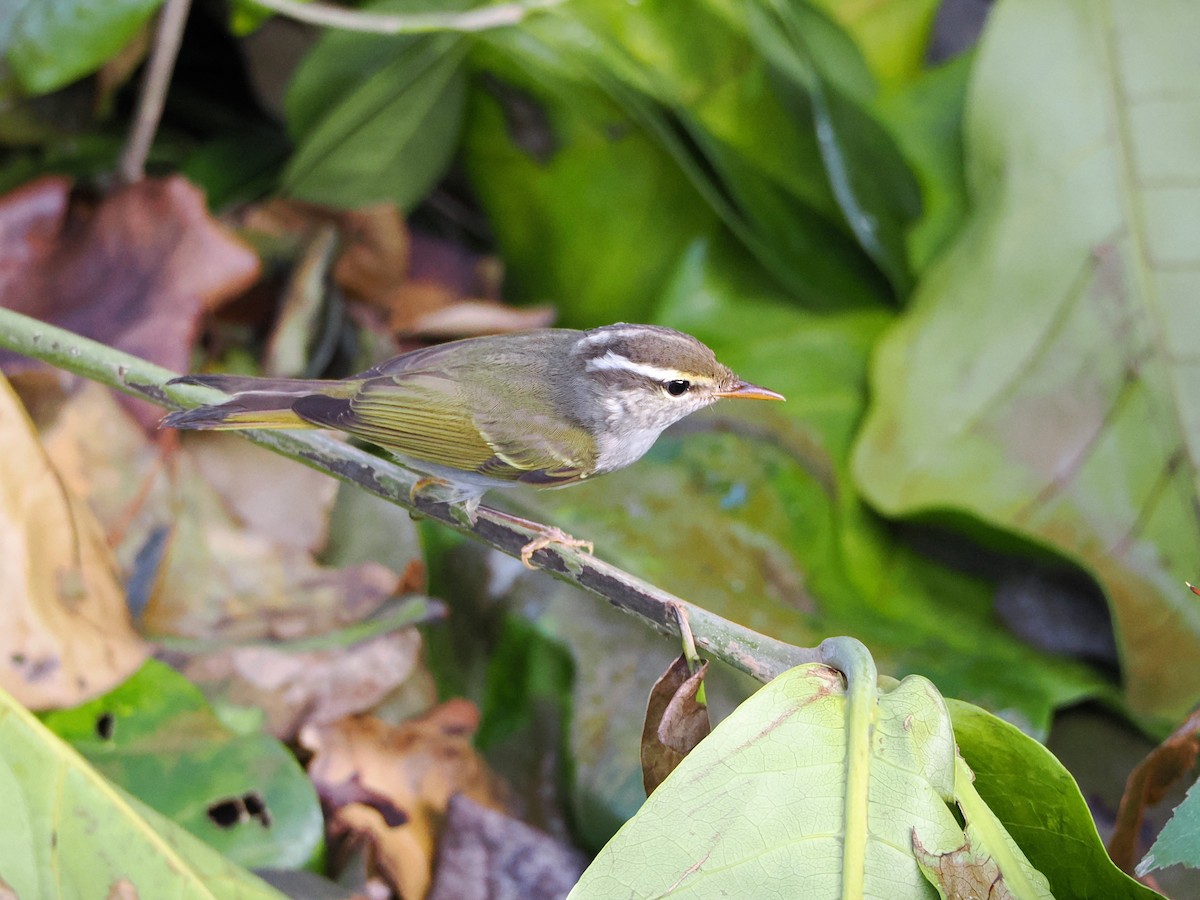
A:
[182,628,431,741]
[0,176,260,428]
[303,701,510,899]
[190,432,338,553]
[913,829,1015,900]
[641,655,710,796]
[36,383,409,642]
[1109,707,1200,872]
[0,375,147,708]
[427,794,587,900]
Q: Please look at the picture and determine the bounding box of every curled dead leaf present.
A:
[1108,707,1200,873]
[641,655,711,796]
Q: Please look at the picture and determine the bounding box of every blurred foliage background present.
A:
[2,0,1199,895]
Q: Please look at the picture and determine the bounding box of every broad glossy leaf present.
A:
[949,699,1162,898]
[0,681,285,899]
[462,42,718,325]
[5,0,163,95]
[853,0,1200,723]
[746,0,921,296]
[39,659,323,870]
[465,0,900,316]
[284,27,467,211]
[571,654,967,898]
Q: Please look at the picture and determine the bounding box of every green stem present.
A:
[820,636,878,900]
[0,307,820,685]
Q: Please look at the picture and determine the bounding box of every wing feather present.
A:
[295,333,598,485]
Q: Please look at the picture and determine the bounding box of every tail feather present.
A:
[169,374,346,394]
[161,395,315,431]
[163,374,361,431]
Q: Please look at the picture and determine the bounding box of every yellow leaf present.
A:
[0,375,146,708]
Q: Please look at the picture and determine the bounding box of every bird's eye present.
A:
[666,380,691,397]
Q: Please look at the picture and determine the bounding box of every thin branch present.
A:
[0,307,821,684]
[245,0,565,34]
[118,0,193,184]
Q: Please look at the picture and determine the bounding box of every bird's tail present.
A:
[161,374,355,431]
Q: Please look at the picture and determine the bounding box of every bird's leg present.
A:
[408,477,480,526]
[484,508,594,569]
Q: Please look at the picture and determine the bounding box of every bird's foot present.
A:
[408,477,480,526]
[520,527,594,570]
[409,476,447,505]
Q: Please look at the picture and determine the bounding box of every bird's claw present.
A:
[520,528,594,569]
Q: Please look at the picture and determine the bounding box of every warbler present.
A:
[163,324,783,565]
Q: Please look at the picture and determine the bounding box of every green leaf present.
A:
[876,52,972,274]
[747,0,921,297]
[0,681,286,899]
[1139,775,1200,877]
[283,27,468,210]
[39,659,323,870]
[461,41,719,325]
[949,699,1163,898]
[465,0,901,316]
[6,0,164,95]
[853,0,1200,725]
[571,645,1012,898]
[810,0,940,86]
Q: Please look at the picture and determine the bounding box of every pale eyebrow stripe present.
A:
[576,327,647,347]
[585,350,691,382]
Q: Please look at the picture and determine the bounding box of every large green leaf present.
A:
[948,699,1162,898]
[5,0,164,95]
[0,681,285,899]
[570,646,1046,898]
[39,659,323,871]
[465,0,906,316]
[853,0,1200,724]
[461,39,719,325]
[283,24,468,211]
[746,0,921,297]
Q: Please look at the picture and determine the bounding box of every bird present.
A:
[162,323,784,567]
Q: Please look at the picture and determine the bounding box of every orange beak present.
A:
[716,381,785,402]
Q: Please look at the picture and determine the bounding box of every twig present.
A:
[117,0,193,184]
[245,0,564,34]
[0,307,821,685]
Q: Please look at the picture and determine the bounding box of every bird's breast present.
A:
[592,425,665,474]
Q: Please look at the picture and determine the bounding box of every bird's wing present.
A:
[293,373,498,474]
[293,368,597,485]
[472,408,597,486]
